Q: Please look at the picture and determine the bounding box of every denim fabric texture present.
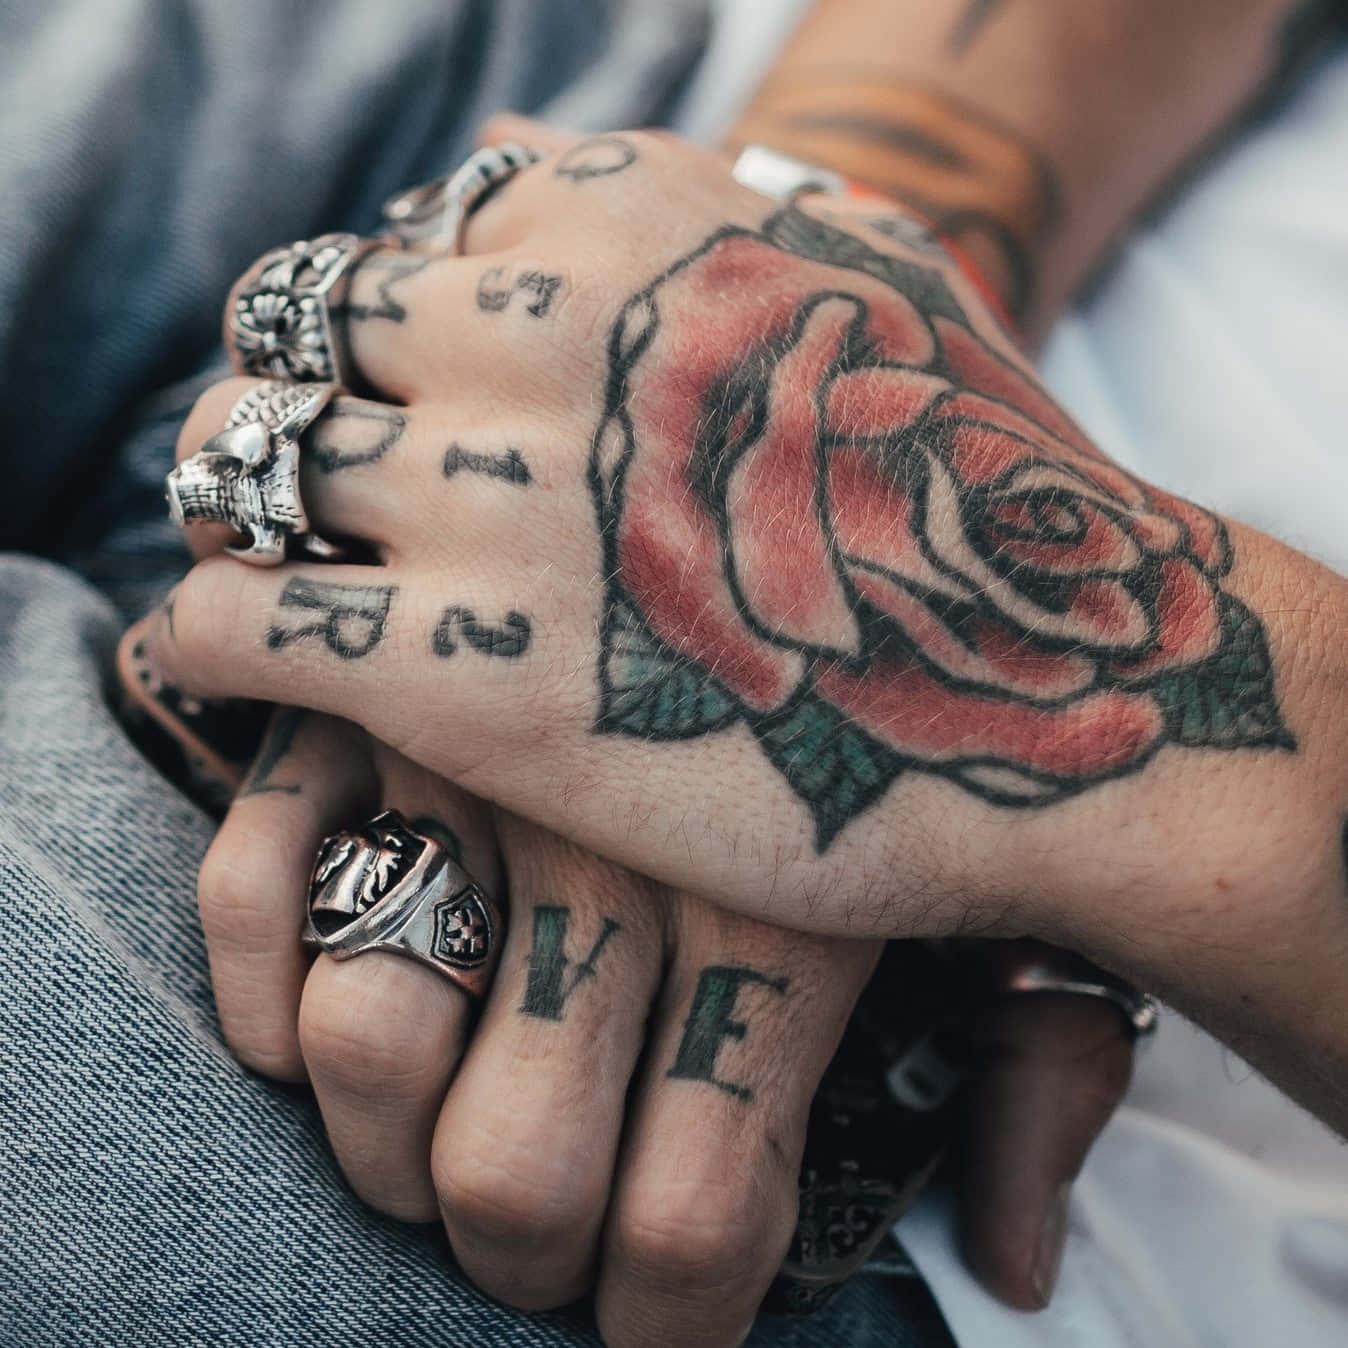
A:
[0,1,957,1342]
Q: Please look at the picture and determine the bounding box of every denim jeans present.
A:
[0,2,951,1342]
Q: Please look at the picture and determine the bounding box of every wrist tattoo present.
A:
[267,579,395,660]
[949,0,1006,55]
[555,136,638,183]
[590,211,1292,851]
[432,607,531,660]
[443,444,532,485]
[241,707,307,797]
[520,906,622,1021]
[308,400,405,473]
[337,254,430,325]
[476,265,563,318]
[744,80,1060,320]
[668,965,789,1102]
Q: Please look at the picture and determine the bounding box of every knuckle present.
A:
[176,378,257,464]
[612,1179,794,1293]
[195,836,290,950]
[297,971,448,1102]
[432,1133,593,1253]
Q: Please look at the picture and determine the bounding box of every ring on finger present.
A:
[228,232,378,384]
[989,947,1159,1039]
[166,379,342,565]
[381,142,540,252]
[304,809,504,1000]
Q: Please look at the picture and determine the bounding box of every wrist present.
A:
[728,0,1303,340]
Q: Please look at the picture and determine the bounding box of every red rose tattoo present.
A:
[591,210,1291,848]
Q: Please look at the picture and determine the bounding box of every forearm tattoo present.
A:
[432,607,531,660]
[443,445,531,485]
[241,708,307,797]
[307,400,404,473]
[774,87,1060,321]
[519,906,622,1021]
[267,579,395,660]
[476,266,563,318]
[338,254,430,324]
[668,966,789,1102]
[948,0,1006,54]
[590,206,1292,850]
[555,136,638,183]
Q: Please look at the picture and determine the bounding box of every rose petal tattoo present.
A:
[589,209,1293,850]
[267,579,395,660]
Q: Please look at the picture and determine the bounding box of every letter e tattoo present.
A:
[668,965,788,1101]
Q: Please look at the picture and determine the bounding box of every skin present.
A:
[153,133,1348,1154]
[152,3,1325,1340]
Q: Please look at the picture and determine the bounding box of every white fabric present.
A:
[677,11,1348,1346]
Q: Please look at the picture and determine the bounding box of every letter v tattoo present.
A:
[520,906,621,1021]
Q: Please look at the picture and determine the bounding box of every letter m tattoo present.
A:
[520,906,621,1021]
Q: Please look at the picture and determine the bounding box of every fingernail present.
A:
[1031,1184,1070,1308]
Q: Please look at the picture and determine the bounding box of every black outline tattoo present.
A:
[668,965,789,1101]
[520,907,622,1021]
[589,211,1292,850]
[555,136,638,182]
[476,266,563,318]
[241,708,307,797]
[948,0,1006,54]
[307,400,405,473]
[337,254,430,324]
[781,94,1060,321]
[442,445,532,485]
[267,579,395,660]
[433,607,531,660]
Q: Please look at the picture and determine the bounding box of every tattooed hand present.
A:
[156,129,1348,1134]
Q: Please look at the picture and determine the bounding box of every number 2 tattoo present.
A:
[590,207,1293,852]
[433,607,531,659]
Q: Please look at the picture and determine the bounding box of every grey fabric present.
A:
[0,1,952,1342]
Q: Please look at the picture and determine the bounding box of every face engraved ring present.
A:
[303,810,504,1000]
[166,379,342,565]
[382,142,540,252]
[227,232,378,384]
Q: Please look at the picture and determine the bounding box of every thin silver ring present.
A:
[166,379,341,565]
[382,142,540,253]
[1000,962,1159,1038]
[303,810,503,1000]
[227,232,378,385]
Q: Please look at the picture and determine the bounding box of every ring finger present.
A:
[298,749,500,1223]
